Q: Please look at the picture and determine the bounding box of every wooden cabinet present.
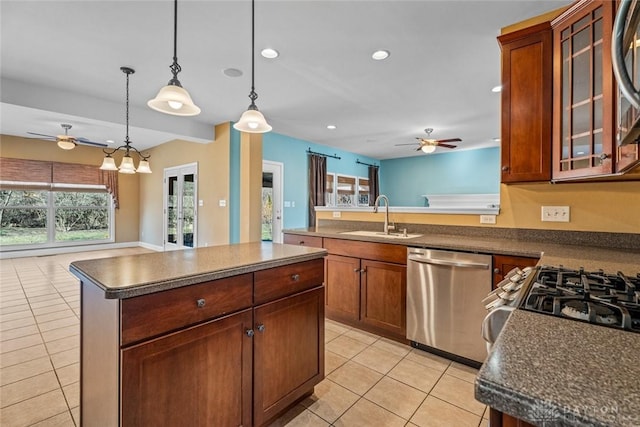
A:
[552,0,616,180]
[492,254,539,288]
[122,310,254,427]
[324,238,407,340]
[490,408,536,427]
[81,259,325,427]
[498,22,553,183]
[283,232,323,248]
[253,287,324,426]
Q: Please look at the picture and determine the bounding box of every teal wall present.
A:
[229,127,241,243]
[380,147,500,206]
[262,132,379,229]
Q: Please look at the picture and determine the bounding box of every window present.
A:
[0,188,113,249]
[324,173,370,207]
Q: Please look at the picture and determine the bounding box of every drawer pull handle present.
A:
[246,329,254,337]
[299,241,305,245]
[291,274,300,281]
[257,324,265,333]
[196,298,206,308]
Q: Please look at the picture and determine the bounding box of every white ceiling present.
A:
[0,0,572,159]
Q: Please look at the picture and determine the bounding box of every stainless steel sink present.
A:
[339,230,422,239]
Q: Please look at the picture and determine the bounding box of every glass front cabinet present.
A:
[325,173,370,207]
[552,0,615,180]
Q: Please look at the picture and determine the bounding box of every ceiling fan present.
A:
[396,128,462,153]
[27,124,108,150]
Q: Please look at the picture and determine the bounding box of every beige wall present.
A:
[138,123,230,248]
[317,181,640,234]
[239,132,263,242]
[0,134,140,243]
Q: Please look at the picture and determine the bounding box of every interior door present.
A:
[164,163,198,250]
[262,161,283,243]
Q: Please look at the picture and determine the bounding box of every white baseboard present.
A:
[0,241,162,259]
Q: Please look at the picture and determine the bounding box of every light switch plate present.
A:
[219,199,227,207]
[541,206,570,222]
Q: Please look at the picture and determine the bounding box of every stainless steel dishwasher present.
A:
[406,247,492,365]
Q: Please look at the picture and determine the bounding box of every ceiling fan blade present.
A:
[438,143,457,149]
[27,132,56,139]
[395,143,420,146]
[77,140,108,148]
[435,138,462,143]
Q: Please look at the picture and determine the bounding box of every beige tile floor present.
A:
[1,248,489,427]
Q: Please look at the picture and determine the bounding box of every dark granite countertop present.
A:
[284,227,640,275]
[70,242,327,299]
[475,309,640,427]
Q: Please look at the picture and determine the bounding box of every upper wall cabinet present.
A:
[498,23,553,183]
[552,0,616,180]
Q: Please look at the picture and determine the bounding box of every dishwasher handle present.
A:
[408,256,490,269]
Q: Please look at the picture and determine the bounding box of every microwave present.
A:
[613,0,640,147]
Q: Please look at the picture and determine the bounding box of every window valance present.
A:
[0,157,119,208]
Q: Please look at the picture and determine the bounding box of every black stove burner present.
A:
[521,266,640,333]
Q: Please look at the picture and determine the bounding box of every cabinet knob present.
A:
[501,166,509,172]
[291,274,300,281]
[257,324,265,333]
[298,241,305,245]
[354,268,361,273]
[246,329,254,337]
[196,298,206,308]
[493,268,501,275]
[599,153,610,160]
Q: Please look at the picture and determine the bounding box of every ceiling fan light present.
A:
[421,145,437,154]
[100,156,118,171]
[147,84,201,116]
[233,108,272,133]
[119,155,136,174]
[136,159,152,174]
[57,139,76,150]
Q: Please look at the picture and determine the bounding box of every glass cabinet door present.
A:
[553,1,614,179]
[336,175,356,206]
[358,178,370,206]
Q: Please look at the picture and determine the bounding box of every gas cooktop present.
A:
[520,266,640,333]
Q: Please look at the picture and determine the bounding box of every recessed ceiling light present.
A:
[371,50,390,61]
[492,137,501,142]
[223,68,243,77]
[106,139,115,144]
[327,125,337,130]
[491,85,502,93]
[261,48,279,59]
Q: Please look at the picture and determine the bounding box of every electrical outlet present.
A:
[480,215,496,224]
[332,211,341,218]
[541,206,570,222]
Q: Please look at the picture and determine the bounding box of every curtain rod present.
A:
[356,159,378,168]
[306,148,341,160]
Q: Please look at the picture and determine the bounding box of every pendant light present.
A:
[100,67,152,174]
[147,0,201,116]
[234,0,272,133]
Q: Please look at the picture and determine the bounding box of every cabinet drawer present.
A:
[324,238,406,264]
[254,259,324,305]
[283,234,323,248]
[121,274,253,346]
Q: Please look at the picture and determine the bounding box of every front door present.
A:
[164,163,197,250]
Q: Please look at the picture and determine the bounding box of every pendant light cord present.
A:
[248,0,258,107]
[125,70,130,146]
[169,0,182,84]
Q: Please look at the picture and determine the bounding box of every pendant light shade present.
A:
[235,108,272,133]
[234,0,271,134]
[100,155,118,171]
[148,0,200,116]
[100,67,152,174]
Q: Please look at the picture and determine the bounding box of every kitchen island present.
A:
[70,242,327,427]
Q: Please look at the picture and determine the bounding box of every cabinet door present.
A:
[121,310,253,427]
[360,259,407,338]
[325,254,361,322]
[498,23,553,183]
[552,0,615,180]
[492,255,539,289]
[253,287,324,426]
